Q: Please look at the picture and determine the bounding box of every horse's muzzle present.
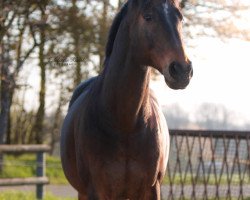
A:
[164,61,193,89]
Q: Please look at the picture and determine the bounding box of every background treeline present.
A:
[0,0,116,148]
[164,103,250,130]
[0,0,249,153]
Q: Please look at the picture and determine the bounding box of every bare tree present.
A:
[0,1,38,145]
[96,0,113,71]
[163,104,190,129]
[181,0,250,40]
[117,0,250,41]
[195,103,237,130]
[32,1,49,144]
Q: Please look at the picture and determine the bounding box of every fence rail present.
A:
[0,144,50,153]
[0,145,50,200]
[0,177,49,186]
[166,129,250,200]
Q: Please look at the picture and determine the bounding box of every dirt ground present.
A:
[1,184,250,199]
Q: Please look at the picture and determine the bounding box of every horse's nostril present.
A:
[169,62,181,79]
[189,66,193,77]
[169,61,193,80]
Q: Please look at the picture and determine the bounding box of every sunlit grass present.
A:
[0,154,68,184]
[1,154,250,186]
[0,191,75,200]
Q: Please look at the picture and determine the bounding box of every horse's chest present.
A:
[84,130,161,194]
[105,135,159,175]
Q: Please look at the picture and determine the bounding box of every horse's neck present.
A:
[100,25,151,132]
[101,59,151,133]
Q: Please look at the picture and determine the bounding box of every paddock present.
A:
[0,130,249,199]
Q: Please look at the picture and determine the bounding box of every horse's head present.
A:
[127,0,193,89]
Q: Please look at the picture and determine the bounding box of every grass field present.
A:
[0,155,250,199]
[0,155,73,199]
[0,154,68,184]
[1,154,249,186]
[0,191,75,200]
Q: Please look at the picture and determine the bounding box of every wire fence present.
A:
[166,130,250,200]
[1,131,250,199]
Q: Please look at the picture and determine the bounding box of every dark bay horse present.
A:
[61,0,193,199]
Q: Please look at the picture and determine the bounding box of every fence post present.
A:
[0,153,3,172]
[36,151,45,200]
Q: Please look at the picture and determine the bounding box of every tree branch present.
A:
[0,12,17,42]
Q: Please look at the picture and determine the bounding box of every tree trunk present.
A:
[50,84,63,155]
[0,43,11,171]
[0,72,10,146]
[98,0,109,71]
[71,0,82,86]
[74,36,81,86]
[32,8,46,144]
[0,44,11,145]
[6,89,14,144]
[6,109,11,144]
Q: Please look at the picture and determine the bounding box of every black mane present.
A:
[104,2,128,64]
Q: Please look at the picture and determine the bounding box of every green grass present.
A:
[1,154,250,186]
[0,191,75,200]
[0,154,68,184]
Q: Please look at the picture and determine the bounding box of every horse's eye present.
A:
[143,14,153,22]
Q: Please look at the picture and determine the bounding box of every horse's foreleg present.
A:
[150,181,161,200]
[78,191,99,200]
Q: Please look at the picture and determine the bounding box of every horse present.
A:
[60,0,193,199]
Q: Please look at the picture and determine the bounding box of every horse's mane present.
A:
[104,2,129,66]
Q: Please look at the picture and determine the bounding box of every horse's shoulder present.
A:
[149,89,160,109]
[69,76,97,109]
[149,89,167,129]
